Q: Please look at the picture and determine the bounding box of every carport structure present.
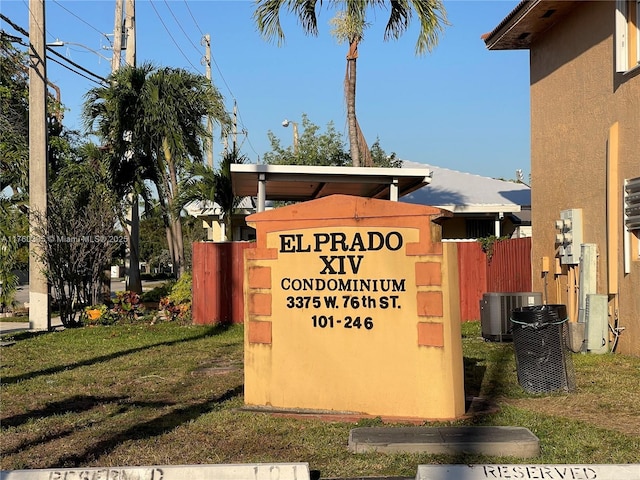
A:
[230,164,432,211]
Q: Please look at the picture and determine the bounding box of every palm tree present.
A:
[84,64,231,279]
[253,0,447,167]
[178,148,246,242]
[83,63,155,293]
[142,67,230,276]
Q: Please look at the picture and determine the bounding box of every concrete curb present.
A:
[349,426,540,458]
[0,462,311,480]
[416,464,640,480]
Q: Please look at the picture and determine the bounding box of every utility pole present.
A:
[232,100,237,153]
[124,0,135,66]
[201,34,213,168]
[125,0,141,293]
[28,0,50,330]
[112,0,141,293]
[111,0,123,71]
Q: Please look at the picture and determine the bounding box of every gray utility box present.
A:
[480,292,543,342]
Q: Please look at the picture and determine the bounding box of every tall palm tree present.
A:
[142,67,230,276]
[83,63,155,293]
[84,64,231,279]
[253,0,447,167]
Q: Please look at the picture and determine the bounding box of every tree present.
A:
[143,67,230,276]
[83,63,155,293]
[178,148,246,242]
[263,114,400,169]
[2,36,66,196]
[31,145,119,328]
[369,137,402,168]
[263,114,350,167]
[84,64,231,279]
[253,0,447,167]
[0,199,21,313]
[0,36,29,198]
[139,202,169,273]
[1,36,67,310]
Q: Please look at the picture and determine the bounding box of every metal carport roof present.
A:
[231,164,432,212]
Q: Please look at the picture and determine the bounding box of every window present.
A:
[624,177,640,272]
[616,0,640,72]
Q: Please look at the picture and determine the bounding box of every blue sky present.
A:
[1,0,530,179]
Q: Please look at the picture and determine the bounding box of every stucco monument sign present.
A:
[243,195,465,420]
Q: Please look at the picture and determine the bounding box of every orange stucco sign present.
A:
[244,195,465,420]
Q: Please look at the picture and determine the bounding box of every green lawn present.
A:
[1,321,638,475]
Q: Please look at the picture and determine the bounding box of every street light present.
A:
[47,39,111,62]
[282,119,299,155]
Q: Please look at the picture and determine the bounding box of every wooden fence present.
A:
[192,237,532,325]
[457,237,533,321]
[192,242,254,325]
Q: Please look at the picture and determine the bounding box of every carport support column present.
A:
[390,178,399,201]
[495,213,503,237]
[257,173,266,212]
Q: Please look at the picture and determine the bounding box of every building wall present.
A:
[529,1,640,355]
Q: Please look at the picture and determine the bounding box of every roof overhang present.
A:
[437,204,522,214]
[231,164,431,211]
[482,0,579,50]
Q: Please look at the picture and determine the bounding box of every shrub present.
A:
[168,272,192,305]
[141,282,175,303]
[158,273,192,324]
[83,304,115,326]
[111,291,145,322]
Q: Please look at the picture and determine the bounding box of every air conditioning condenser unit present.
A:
[480,292,543,342]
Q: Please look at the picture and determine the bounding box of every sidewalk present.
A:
[0,317,63,336]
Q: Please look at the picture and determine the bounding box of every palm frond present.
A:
[254,0,320,45]
[408,0,448,55]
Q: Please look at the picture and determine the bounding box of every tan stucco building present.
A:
[484,0,640,356]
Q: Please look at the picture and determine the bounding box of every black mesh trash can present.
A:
[510,305,575,394]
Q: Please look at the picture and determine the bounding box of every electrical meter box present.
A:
[555,209,583,265]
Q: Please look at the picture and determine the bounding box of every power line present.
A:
[163,0,200,55]
[1,14,107,84]
[148,0,200,72]
[47,47,107,83]
[183,0,204,37]
[47,55,104,86]
[1,12,28,37]
[51,0,112,45]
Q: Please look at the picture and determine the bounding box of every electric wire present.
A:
[198,39,259,158]
[183,0,204,37]
[4,3,260,159]
[163,0,201,55]
[1,14,107,85]
[47,47,107,83]
[154,1,255,157]
[47,55,104,85]
[51,0,112,45]
[154,0,259,158]
[148,0,200,72]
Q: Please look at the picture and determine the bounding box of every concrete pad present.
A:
[0,462,310,480]
[416,464,640,480]
[348,426,540,458]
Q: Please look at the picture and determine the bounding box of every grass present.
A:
[1,321,639,475]
[0,315,29,323]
